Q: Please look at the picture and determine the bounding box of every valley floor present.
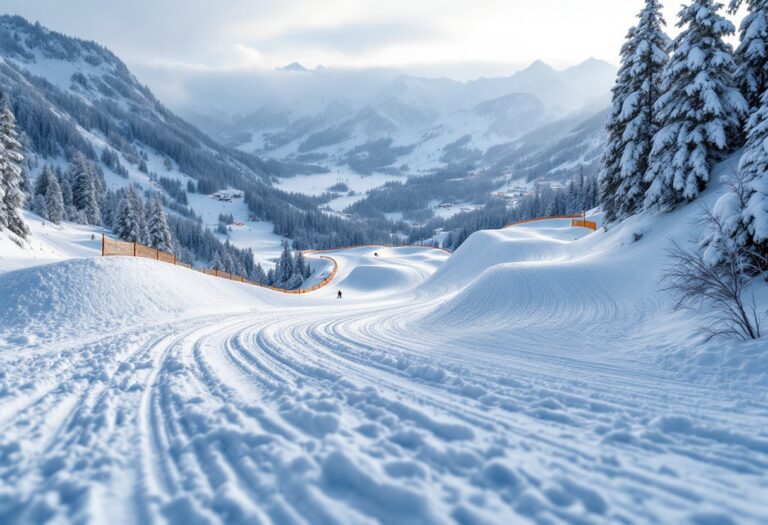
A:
[0,219,766,525]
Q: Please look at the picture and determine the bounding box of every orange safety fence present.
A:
[101,235,340,295]
[571,219,598,231]
[504,214,584,229]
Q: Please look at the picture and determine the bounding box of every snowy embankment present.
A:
[1,185,767,524]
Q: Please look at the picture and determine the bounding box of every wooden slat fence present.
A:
[101,235,339,294]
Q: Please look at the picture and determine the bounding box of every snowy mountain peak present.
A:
[521,59,556,75]
[0,15,156,109]
[277,62,311,73]
[565,57,617,75]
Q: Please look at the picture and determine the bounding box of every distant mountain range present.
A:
[0,13,615,240]
[181,58,616,179]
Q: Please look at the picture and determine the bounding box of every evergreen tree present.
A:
[0,101,30,238]
[645,0,747,210]
[68,152,102,225]
[114,187,142,242]
[43,167,64,224]
[285,272,304,290]
[32,193,48,220]
[129,187,148,244]
[34,165,65,224]
[601,1,670,220]
[19,164,33,209]
[57,166,73,208]
[709,86,768,266]
[147,197,174,253]
[276,239,294,284]
[101,190,117,229]
[252,263,267,284]
[211,252,224,271]
[729,0,768,112]
[294,251,311,279]
[601,26,641,221]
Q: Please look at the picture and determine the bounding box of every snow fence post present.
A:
[133,242,137,257]
[101,234,105,257]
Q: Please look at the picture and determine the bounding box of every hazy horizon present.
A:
[0,1,746,113]
[1,2,745,80]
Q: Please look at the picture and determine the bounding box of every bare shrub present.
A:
[662,207,765,341]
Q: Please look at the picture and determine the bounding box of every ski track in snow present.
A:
[1,221,767,524]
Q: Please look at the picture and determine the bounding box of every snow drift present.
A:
[422,220,586,293]
[0,257,267,345]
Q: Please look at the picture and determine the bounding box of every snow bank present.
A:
[422,220,588,292]
[0,257,267,346]
[423,261,628,331]
[315,245,449,299]
[338,265,423,294]
[0,211,104,273]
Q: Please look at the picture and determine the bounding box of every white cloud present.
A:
[1,0,746,91]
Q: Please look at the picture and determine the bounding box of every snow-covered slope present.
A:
[1,163,766,523]
[0,15,333,260]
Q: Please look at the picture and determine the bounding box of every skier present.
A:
[337,290,343,300]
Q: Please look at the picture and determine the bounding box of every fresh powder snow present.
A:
[0,175,766,524]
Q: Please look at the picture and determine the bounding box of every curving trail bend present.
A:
[0,221,766,524]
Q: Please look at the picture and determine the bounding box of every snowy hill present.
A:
[0,161,766,523]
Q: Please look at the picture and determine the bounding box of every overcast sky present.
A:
[2,0,735,79]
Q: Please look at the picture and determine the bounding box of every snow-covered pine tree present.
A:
[242,247,256,279]
[284,272,304,290]
[57,166,72,207]
[601,25,640,221]
[42,166,64,223]
[708,86,768,266]
[32,193,48,220]
[252,263,267,284]
[101,190,117,230]
[129,186,148,244]
[0,101,30,238]
[614,1,670,219]
[147,197,174,253]
[68,152,102,225]
[644,0,747,210]
[33,165,51,202]
[294,251,310,279]
[114,187,143,242]
[276,240,294,285]
[211,252,224,271]
[729,0,768,112]
[34,165,65,224]
[222,251,236,274]
[20,164,33,209]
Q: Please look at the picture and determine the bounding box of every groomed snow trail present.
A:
[1,221,767,524]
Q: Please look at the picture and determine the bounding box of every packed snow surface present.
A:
[1,210,767,524]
